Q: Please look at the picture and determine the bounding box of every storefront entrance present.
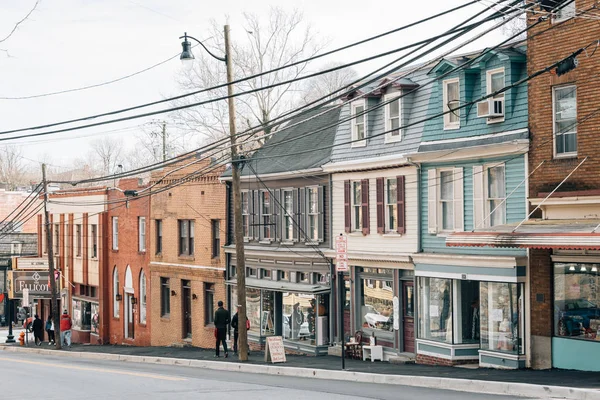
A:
[125,293,134,339]
[403,281,415,353]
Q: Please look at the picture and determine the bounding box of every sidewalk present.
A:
[3,341,600,391]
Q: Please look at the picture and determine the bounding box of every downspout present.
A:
[329,173,336,346]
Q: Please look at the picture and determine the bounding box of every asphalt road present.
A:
[0,352,528,400]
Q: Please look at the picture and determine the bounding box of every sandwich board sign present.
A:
[265,336,286,363]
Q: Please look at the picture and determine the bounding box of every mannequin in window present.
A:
[440,285,450,334]
[470,298,480,341]
[291,302,304,340]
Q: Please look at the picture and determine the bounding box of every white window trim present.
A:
[442,78,460,130]
[306,186,320,242]
[554,1,576,22]
[112,217,119,250]
[138,217,146,252]
[486,67,505,124]
[552,84,578,159]
[385,178,397,233]
[282,188,296,242]
[351,100,367,147]
[351,181,362,232]
[384,93,402,143]
[437,169,455,233]
[483,163,506,227]
[241,190,251,239]
[260,190,273,241]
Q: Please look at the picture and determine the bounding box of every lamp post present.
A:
[179,27,249,361]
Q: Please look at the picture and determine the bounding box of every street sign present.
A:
[14,257,48,270]
[335,235,348,272]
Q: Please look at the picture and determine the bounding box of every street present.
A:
[0,352,527,400]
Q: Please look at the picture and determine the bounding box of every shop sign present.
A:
[335,235,348,273]
[7,270,51,299]
[14,257,48,270]
[265,336,286,363]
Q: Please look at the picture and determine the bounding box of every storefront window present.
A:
[417,277,452,343]
[282,292,313,341]
[359,278,394,332]
[72,298,93,331]
[231,287,261,334]
[480,282,523,354]
[554,263,600,341]
[261,290,275,336]
[459,280,480,344]
[91,303,100,335]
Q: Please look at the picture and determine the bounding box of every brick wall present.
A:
[0,190,42,234]
[529,249,553,337]
[416,354,475,366]
[528,0,600,197]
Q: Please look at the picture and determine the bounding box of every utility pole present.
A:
[42,164,61,349]
[224,25,249,362]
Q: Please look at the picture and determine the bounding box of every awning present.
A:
[446,219,600,250]
[226,278,330,294]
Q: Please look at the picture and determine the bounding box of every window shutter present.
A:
[344,180,351,233]
[376,177,385,234]
[453,167,464,232]
[317,186,324,242]
[292,189,299,241]
[397,175,406,234]
[361,179,370,235]
[253,190,260,240]
[427,169,438,234]
[472,165,484,230]
[298,187,306,241]
[274,189,281,241]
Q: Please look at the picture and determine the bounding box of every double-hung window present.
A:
[486,165,506,226]
[384,94,401,142]
[553,85,577,157]
[178,219,194,256]
[261,191,272,240]
[443,78,460,129]
[212,220,220,258]
[160,277,170,317]
[112,217,118,250]
[386,179,397,232]
[241,191,250,238]
[307,187,319,241]
[486,68,505,123]
[155,219,163,255]
[428,168,464,234]
[352,181,362,232]
[91,224,97,258]
[76,224,82,257]
[351,101,367,147]
[138,217,146,252]
[282,189,295,241]
[440,171,454,231]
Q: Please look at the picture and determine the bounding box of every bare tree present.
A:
[300,62,358,105]
[171,7,326,150]
[0,0,40,57]
[0,145,27,190]
[90,137,124,176]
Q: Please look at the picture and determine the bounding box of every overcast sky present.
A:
[0,0,511,176]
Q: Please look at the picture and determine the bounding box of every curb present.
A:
[2,345,599,400]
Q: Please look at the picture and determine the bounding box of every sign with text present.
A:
[14,257,48,270]
[7,270,51,299]
[335,235,348,272]
[264,336,287,363]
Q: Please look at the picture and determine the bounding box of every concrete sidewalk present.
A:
[2,342,600,399]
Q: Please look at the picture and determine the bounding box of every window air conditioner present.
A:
[477,98,504,118]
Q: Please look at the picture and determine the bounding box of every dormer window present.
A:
[351,100,367,147]
[443,78,460,129]
[486,68,505,123]
[384,94,402,143]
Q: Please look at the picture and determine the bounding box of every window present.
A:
[553,85,577,157]
[428,168,463,234]
[155,219,162,255]
[248,267,258,278]
[54,223,59,254]
[241,191,250,238]
[554,263,600,342]
[160,277,170,317]
[263,269,272,279]
[76,224,82,257]
[282,190,295,241]
[138,217,146,252]
[386,178,397,232]
[113,267,120,318]
[279,270,288,281]
[212,220,220,258]
[205,283,215,325]
[555,0,576,21]
[385,94,401,142]
[443,78,460,129]
[112,217,118,250]
[486,68,505,122]
[260,191,273,240]
[307,187,319,241]
[297,272,307,282]
[486,165,506,226]
[178,219,195,256]
[440,171,454,231]
[91,224,97,258]
[418,277,453,343]
[351,101,367,146]
[359,276,394,332]
[480,282,524,354]
[139,270,147,324]
[352,181,362,232]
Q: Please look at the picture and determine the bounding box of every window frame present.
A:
[351,100,367,147]
[352,181,362,232]
[155,219,163,255]
[384,93,402,142]
[138,217,146,252]
[442,78,460,129]
[552,84,578,158]
[241,191,251,239]
[139,270,147,324]
[260,190,273,240]
[484,164,507,227]
[91,224,97,259]
[76,224,82,257]
[438,169,455,232]
[211,219,221,258]
[385,178,398,233]
[486,67,505,124]
[204,283,215,325]
[282,189,295,242]
[178,219,195,256]
[112,217,119,250]
[160,277,170,317]
[54,223,60,254]
[306,186,320,241]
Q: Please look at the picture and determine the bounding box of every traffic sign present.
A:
[335,235,348,272]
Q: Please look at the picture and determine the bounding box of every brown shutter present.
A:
[361,179,370,235]
[376,177,385,234]
[344,181,351,233]
[397,175,406,234]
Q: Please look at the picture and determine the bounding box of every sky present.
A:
[0,0,513,177]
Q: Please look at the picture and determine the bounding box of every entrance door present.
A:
[182,280,192,339]
[125,294,134,339]
[402,281,415,353]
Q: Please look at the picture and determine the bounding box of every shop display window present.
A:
[554,263,600,341]
[232,287,261,334]
[282,292,314,341]
[72,298,93,331]
[359,278,394,332]
[417,277,452,343]
[480,282,523,354]
[261,290,275,336]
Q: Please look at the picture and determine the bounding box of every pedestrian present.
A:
[60,309,72,348]
[32,314,44,346]
[45,315,55,345]
[213,300,230,358]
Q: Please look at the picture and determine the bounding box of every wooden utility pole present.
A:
[42,164,61,349]
[224,25,249,361]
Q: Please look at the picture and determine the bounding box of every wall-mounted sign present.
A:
[14,257,48,270]
[7,270,51,299]
[335,235,348,273]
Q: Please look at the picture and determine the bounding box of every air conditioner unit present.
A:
[477,98,504,118]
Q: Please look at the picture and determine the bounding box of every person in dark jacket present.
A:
[32,314,44,346]
[214,301,230,358]
[231,305,240,354]
[45,315,55,345]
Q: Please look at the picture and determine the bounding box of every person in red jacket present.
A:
[60,309,72,348]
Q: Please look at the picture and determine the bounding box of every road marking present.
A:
[0,356,187,381]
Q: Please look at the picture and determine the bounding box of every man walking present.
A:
[32,314,44,346]
[60,309,72,348]
[214,300,230,358]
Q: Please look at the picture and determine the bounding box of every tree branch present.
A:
[0,0,40,44]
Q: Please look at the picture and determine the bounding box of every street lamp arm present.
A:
[179,33,226,63]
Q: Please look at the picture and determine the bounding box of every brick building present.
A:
[148,156,227,349]
[107,179,151,346]
[0,189,42,234]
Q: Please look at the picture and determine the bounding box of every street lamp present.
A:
[178,26,249,361]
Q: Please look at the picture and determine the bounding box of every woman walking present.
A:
[45,315,55,345]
